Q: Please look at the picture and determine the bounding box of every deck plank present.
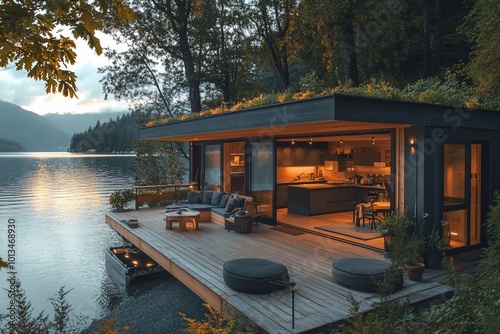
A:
[106,207,468,334]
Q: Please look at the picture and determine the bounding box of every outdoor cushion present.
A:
[166,203,213,211]
[211,191,224,206]
[187,191,195,203]
[211,207,232,218]
[332,258,402,292]
[219,194,230,208]
[223,258,289,294]
[202,190,213,204]
[225,197,237,213]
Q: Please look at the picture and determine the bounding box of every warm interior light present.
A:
[450,232,459,236]
[340,139,343,144]
[371,136,375,144]
[410,139,415,154]
[291,139,295,145]
[309,138,313,145]
[132,260,139,266]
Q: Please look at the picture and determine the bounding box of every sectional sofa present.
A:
[165,190,253,225]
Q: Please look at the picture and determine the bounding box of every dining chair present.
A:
[361,203,379,230]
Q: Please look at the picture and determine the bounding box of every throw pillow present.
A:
[202,190,213,204]
[211,191,224,206]
[187,191,195,204]
[219,194,230,208]
[192,191,203,204]
[225,198,236,213]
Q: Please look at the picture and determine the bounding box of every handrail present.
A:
[133,182,198,191]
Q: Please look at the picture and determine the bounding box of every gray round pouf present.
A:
[332,258,402,292]
[223,258,289,294]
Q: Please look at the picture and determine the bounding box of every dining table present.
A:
[355,201,392,227]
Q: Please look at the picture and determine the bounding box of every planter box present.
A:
[135,193,176,209]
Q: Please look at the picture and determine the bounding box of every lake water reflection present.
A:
[0,153,166,328]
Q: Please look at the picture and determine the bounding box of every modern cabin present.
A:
[139,94,500,254]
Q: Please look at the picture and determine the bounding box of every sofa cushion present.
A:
[211,191,224,206]
[166,203,213,212]
[187,191,195,204]
[192,191,203,204]
[225,197,237,213]
[211,207,232,218]
[219,194,230,208]
[202,190,213,204]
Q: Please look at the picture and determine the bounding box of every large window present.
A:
[250,141,274,223]
[443,143,483,249]
[444,144,466,205]
[204,144,221,190]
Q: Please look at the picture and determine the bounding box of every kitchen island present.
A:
[287,183,386,216]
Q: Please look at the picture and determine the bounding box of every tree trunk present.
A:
[340,6,359,86]
[432,0,442,74]
[154,0,202,113]
[422,0,432,78]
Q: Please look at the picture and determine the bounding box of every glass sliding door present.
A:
[470,144,481,245]
[249,141,274,224]
[443,142,483,249]
[204,144,221,191]
[223,141,245,193]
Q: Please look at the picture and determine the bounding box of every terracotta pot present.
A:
[406,261,425,281]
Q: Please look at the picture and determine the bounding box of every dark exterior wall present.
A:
[406,124,500,246]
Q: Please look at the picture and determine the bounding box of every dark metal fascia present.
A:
[139,95,336,140]
[333,94,500,130]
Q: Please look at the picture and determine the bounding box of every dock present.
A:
[106,208,479,333]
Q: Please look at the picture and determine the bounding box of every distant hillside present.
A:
[0,138,25,152]
[69,111,139,153]
[44,111,129,136]
[0,101,70,151]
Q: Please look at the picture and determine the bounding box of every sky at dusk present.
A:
[0,33,128,116]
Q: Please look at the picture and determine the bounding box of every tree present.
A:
[291,0,364,87]
[0,0,134,98]
[462,0,500,95]
[249,0,297,91]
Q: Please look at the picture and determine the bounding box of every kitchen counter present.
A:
[287,183,386,216]
[276,179,328,185]
[289,183,385,190]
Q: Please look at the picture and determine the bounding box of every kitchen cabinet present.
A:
[276,145,327,166]
[351,152,381,166]
[321,154,352,171]
[277,184,289,208]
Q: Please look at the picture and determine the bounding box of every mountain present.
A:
[0,100,71,151]
[44,111,129,136]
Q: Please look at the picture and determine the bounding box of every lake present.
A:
[0,152,204,332]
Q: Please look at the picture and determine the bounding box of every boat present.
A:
[105,244,166,287]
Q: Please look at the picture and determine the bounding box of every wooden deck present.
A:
[106,207,479,334]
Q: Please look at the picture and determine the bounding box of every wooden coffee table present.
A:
[164,210,200,231]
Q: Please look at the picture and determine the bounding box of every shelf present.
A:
[230,153,244,155]
[230,163,245,167]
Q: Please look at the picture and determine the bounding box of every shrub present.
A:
[109,189,134,211]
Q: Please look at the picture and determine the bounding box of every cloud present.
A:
[0,33,128,115]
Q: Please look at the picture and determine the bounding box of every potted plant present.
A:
[380,210,426,281]
[109,189,134,211]
[423,219,449,269]
[377,210,407,253]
